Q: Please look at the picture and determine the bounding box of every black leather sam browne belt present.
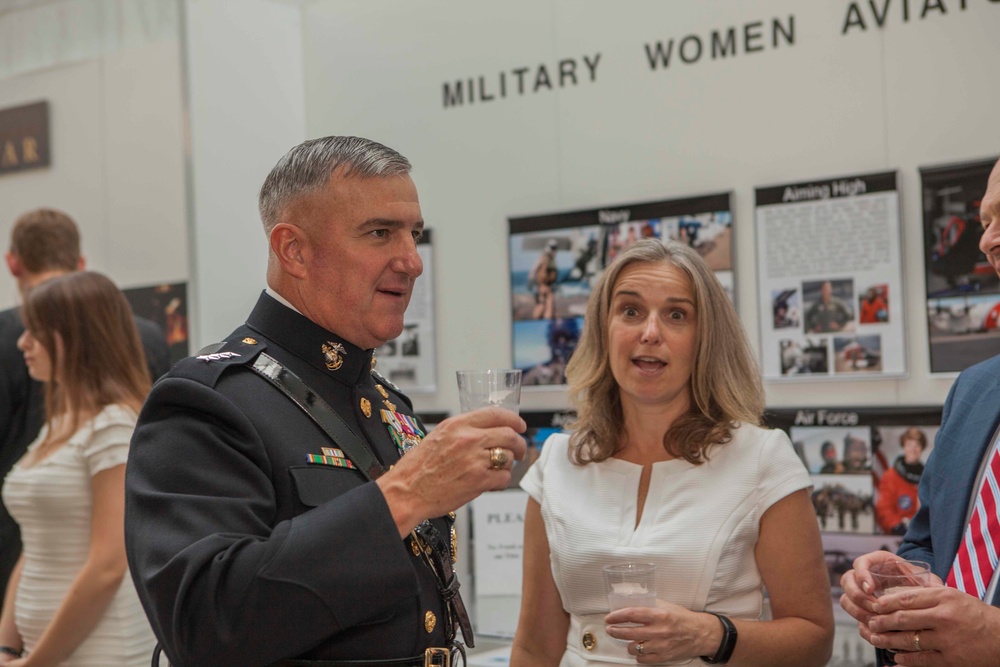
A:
[250,353,475,653]
[273,647,456,667]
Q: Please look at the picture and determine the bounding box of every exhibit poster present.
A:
[122,282,189,365]
[470,409,570,638]
[755,171,906,380]
[509,193,733,386]
[920,157,1000,373]
[375,232,438,392]
[765,406,942,597]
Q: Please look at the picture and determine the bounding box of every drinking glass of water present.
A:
[603,562,656,626]
[455,369,521,414]
[870,559,932,666]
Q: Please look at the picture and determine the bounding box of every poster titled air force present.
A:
[509,193,733,387]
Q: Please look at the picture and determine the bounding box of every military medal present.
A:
[380,409,424,454]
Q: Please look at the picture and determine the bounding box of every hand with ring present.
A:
[489,447,509,470]
[635,641,645,656]
[375,407,526,532]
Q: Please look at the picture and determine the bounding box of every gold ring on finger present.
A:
[914,630,922,652]
[489,447,508,470]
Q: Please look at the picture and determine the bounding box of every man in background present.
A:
[0,208,170,605]
[840,157,1000,665]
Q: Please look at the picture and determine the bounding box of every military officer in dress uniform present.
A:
[123,136,527,667]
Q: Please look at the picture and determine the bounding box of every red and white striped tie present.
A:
[946,443,1000,599]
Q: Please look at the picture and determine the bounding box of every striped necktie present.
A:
[946,442,1000,599]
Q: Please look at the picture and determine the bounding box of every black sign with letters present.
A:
[0,101,50,175]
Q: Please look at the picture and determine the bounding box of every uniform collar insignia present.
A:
[322,341,346,371]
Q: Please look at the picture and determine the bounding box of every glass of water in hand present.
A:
[455,369,522,414]
[604,562,656,627]
[870,559,932,665]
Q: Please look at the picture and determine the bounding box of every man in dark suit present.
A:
[840,158,1000,665]
[124,136,527,667]
[0,208,170,608]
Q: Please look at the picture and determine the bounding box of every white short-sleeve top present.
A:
[519,424,810,666]
[3,403,156,666]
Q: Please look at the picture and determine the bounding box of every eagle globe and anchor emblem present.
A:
[322,341,346,371]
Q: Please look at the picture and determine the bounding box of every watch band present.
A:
[700,612,737,664]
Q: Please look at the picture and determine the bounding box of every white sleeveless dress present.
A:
[520,424,811,667]
[2,404,156,666]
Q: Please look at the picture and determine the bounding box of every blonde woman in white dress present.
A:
[512,239,834,667]
[0,271,156,666]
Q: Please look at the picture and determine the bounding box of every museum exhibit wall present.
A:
[0,0,188,310]
[3,0,995,413]
[299,0,998,413]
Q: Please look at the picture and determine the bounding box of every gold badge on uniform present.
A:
[360,398,372,418]
[383,400,396,411]
[241,337,257,345]
[321,341,346,371]
[376,384,389,399]
[424,611,437,633]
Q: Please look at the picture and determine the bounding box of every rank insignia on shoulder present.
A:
[322,341,346,371]
[307,448,356,469]
[196,351,242,362]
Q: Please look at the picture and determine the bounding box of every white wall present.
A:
[0,3,187,309]
[181,0,307,346]
[300,0,1000,414]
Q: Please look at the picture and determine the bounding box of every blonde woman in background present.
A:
[512,238,833,666]
[0,272,156,666]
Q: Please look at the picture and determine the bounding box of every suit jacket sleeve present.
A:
[125,373,420,667]
[896,374,961,570]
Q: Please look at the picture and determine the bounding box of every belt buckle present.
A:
[424,647,450,667]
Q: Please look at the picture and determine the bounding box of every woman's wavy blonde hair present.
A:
[565,238,763,464]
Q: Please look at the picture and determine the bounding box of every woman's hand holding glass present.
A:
[605,600,720,665]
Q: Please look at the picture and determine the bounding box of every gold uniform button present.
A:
[582,632,596,651]
[424,611,437,633]
[241,337,257,345]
